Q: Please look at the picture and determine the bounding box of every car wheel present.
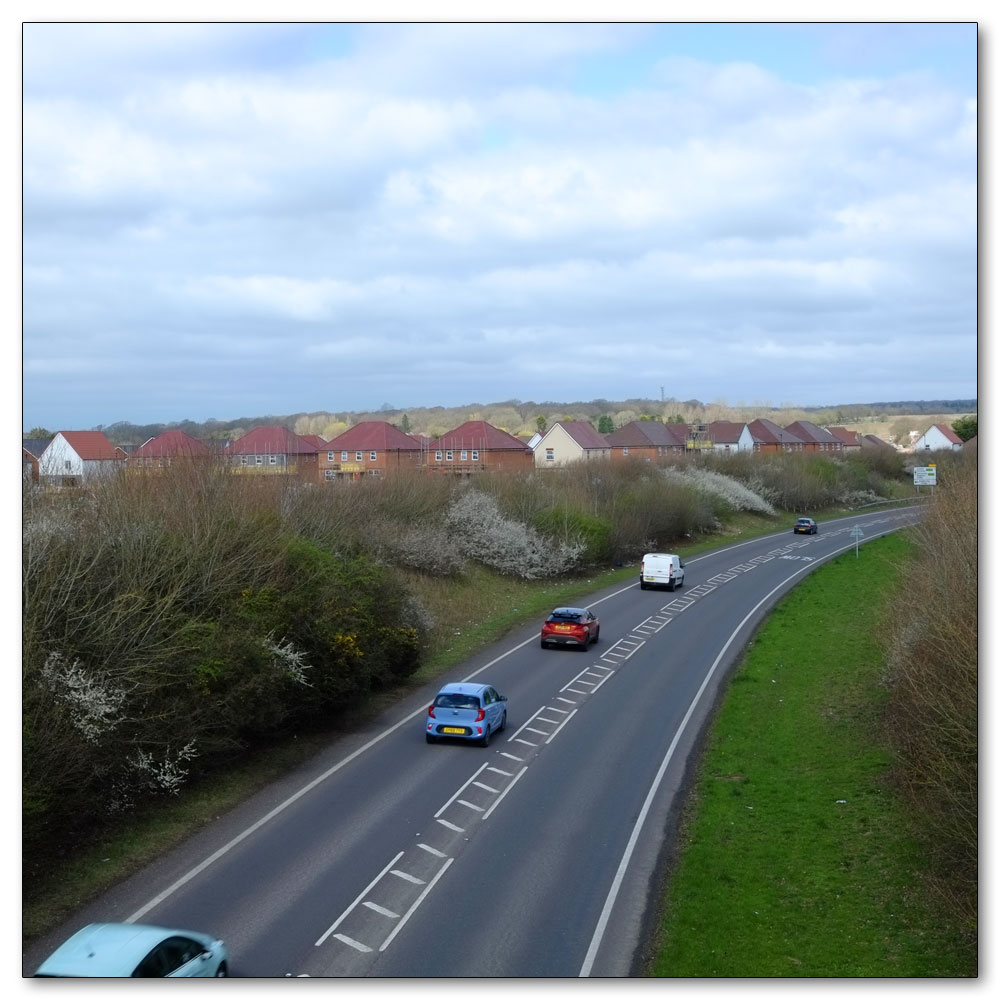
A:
[592,627,600,644]
[426,734,436,744]
[215,963,228,978]
[540,639,548,649]
[676,576,683,588]
[667,581,675,591]
[481,725,491,748]
[639,580,647,590]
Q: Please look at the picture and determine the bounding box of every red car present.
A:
[540,607,600,650]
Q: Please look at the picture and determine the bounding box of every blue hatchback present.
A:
[425,682,508,746]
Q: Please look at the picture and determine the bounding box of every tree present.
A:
[399,414,412,434]
[597,415,615,434]
[535,415,547,434]
[25,427,52,439]
[951,415,977,441]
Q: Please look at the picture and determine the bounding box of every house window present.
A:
[446,450,454,462]
[325,470,337,481]
[545,448,554,462]
[435,451,442,461]
[471,450,478,461]
[370,451,377,461]
[623,447,629,456]
[460,450,468,461]
[268,455,277,465]
[327,452,334,461]
[341,451,348,462]
[356,451,363,462]
[240,456,247,465]
[368,468,380,476]
[255,456,263,466]
[64,459,71,470]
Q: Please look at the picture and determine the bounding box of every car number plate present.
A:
[442,726,465,734]
[555,624,570,630]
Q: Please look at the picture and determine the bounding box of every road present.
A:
[23,506,923,978]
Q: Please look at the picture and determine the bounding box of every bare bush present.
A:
[880,454,977,927]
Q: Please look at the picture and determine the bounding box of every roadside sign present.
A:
[850,525,864,558]
[913,466,937,486]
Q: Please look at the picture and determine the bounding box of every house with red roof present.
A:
[228,425,320,479]
[427,420,534,475]
[322,421,422,481]
[604,420,687,462]
[707,420,754,453]
[911,423,963,452]
[783,420,843,453]
[747,419,806,453]
[130,429,213,470]
[825,426,862,451]
[38,430,124,486]
[534,420,610,467]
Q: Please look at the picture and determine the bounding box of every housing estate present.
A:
[535,421,612,467]
[426,420,534,475]
[322,421,422,481]
[604,420,687,461]
[37,430,123,486]
[228,425,320,480]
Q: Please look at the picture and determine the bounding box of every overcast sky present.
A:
[21,20,978,431]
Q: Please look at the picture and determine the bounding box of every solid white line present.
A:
[379,858,455,952]
[315,851,404,945]
[578,532,893,977]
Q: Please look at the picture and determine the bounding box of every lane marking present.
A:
[362,902,399,919]
[316,852,404,946]
[379,858,455,952]
[418,844,448,859]
[390,870,425,885]
[482,767,528,820]
[333,934,371,953]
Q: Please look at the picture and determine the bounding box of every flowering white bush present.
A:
[385,526,466,576]
[663,467,776,515]
[444,490,585,579]
[40,651,128,744]
[264,634,313,686]
[837,489,885,508]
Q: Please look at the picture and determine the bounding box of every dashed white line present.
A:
[436,818,465,832]
[457,799,485,813]
[418,844,448,858]
[390,869,425,885]
[379,858,455,952]
[362,902,400,918]
[316,851,404,946]
[333,934,372,953]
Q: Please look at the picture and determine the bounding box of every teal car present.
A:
[34,923,228,977]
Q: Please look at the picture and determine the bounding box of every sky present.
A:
[20,18,979,432]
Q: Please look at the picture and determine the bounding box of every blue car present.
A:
[34,923,229,977]
[425,682,508,746]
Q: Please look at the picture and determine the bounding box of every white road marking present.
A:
[482,767,528,820]
[379,858,455,952]
[316,852,404,946]
[333,934,372,953]
[417,844,448,858]
[362,902,399,918]
[390,869,425,885]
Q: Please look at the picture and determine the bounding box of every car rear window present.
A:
[549,611,582,623]
[434,693,480,709]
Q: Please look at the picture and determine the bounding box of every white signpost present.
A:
[913,465,937,487]
[850,525,864,558]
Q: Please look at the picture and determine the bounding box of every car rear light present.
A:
[427,705,436,718]
[475,708,485,721]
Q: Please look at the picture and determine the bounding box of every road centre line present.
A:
[379,858,455,953]
[481,767,528,820]
[434,762,490,818]
[316,852,404,946]
[544,709,578,744]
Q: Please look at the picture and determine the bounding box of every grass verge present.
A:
[646,532,976,977]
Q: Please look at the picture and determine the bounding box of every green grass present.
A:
[646,532,976,977]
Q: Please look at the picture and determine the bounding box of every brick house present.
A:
[604,420,687,462]
[322,421,423,481]
[534,420,610,467]
[747,419,806,453]
[783,420,843,453]
[228,425,320,479]
[22,437,52,483]
[38,430,124,486]
[130,429,213,470]
[427,420,533,475]
[825,426,862,451]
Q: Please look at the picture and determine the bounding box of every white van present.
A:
[639,552,685,591]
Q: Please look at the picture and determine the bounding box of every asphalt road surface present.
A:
[23,506,923,978]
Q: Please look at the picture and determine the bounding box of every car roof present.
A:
[35,923,210,977]
[436,682,490,696]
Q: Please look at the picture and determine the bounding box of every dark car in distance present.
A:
[793,517,818,534]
